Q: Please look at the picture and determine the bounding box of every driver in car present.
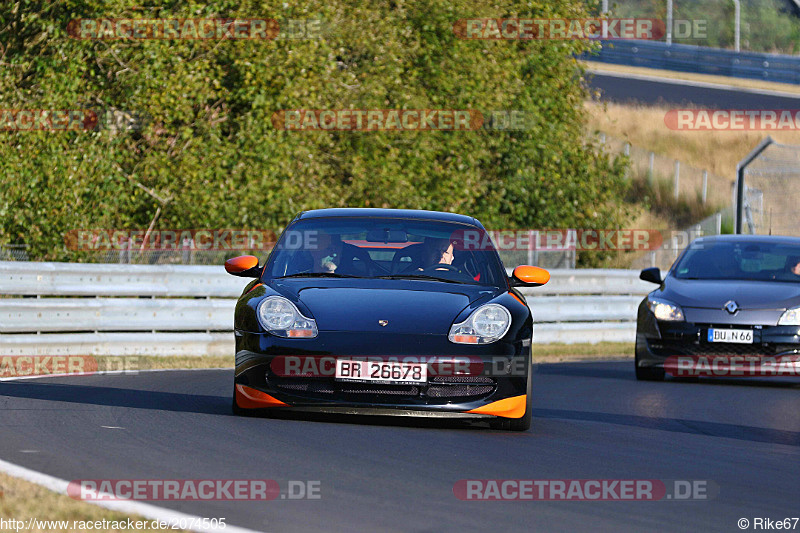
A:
[420,239,456,271]
[786,256,800,277]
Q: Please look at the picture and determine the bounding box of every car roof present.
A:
[693,234,800,246]
[294,208,484,228]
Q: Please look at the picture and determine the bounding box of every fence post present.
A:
[648,152,655,186]
[674,160,680,200]
[702,170,708,204]
[527,230,534,266]
[666,0,673,45]
[715,212,722,234]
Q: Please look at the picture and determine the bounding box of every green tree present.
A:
[0,0,628,266]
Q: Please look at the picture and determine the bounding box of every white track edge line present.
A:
[0,457,265,533]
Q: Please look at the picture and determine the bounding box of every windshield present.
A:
[265,217,507,286]
[673,240,800,282]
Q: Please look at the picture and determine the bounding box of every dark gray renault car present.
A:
[635,235,800,380]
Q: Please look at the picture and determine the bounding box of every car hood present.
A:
[661,277,800,310]
[270,279,501,333]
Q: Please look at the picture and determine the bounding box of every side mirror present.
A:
[640,267,662,284]
[510,265,550,287]
[225,255,261,278]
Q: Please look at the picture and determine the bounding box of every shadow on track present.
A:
[3,375,798,443]
[534,408,800,447]
[535,363,800,390]
[0,381,504,432]
[0,382,230,415]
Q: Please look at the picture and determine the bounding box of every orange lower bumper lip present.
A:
[235,384,289,409]
[466,395,527,419]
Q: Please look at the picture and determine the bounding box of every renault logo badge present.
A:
[724,300,739,314]
[378,320,389,327]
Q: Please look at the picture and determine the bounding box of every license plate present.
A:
[707,328,753,344]
[335,360,427,384]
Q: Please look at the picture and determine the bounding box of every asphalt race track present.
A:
[588,71,800,108]
[1,363,798,533]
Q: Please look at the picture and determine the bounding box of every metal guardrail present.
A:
[517,269,650,344]
[585,40,800,85]
[0,262,653,354]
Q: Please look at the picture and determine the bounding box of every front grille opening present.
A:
[652,341,799,357]
[427,384,495,398]
[341,385,420,396]
[431,375,495,384]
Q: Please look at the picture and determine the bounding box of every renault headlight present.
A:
[449,304,511,344]
[257,296,318,338]
[778,306,800,326]
[647,296,685,322]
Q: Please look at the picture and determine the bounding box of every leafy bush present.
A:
[0,0,629,263]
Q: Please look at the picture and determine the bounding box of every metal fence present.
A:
[600,133,731,207]
[736,140,800,237]
[0,262,654,354]
[584,40,800,85]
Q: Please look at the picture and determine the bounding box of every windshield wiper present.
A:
[376,274,462,284]
[278,272,361,279]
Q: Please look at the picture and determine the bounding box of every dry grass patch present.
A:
[0,471,186,532]
[585,101,800,179]
[533,343,633,362]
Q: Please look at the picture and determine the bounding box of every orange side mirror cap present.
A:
[511,265,550,287]
[225,255,260,277]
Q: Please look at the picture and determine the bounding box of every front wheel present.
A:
[508,394,532,431]
[232,386,250,416]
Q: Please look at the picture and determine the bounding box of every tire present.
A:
[496,365,532,431]
[232,386,248,416]
[508,393,532,431]
[635,353,665,381]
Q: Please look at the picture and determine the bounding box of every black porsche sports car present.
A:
[635,234,800,380]
[224,208,550,430]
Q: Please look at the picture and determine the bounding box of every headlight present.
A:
[449,304,511,344]
[647,296,684,322]
[257,296,318,338]
[778,307,800,326]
